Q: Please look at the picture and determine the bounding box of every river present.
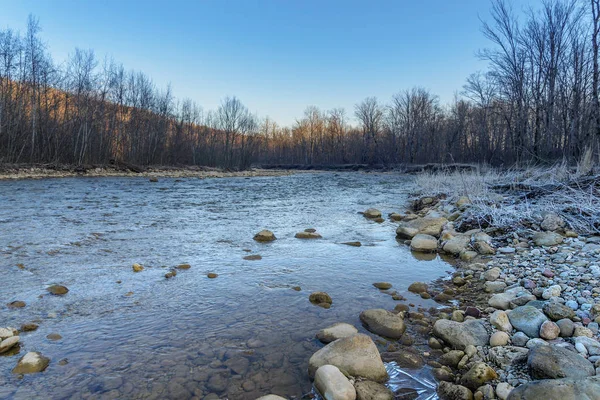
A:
[0,172,451,399]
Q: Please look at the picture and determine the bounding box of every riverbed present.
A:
[0,172,452,399]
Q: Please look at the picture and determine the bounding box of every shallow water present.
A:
[0,172,452,399]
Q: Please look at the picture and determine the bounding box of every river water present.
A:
[0,172,451,399]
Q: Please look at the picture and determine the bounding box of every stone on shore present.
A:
[354,380,393,400]
[488,346,529,369]
[459,362,498,390]
[314,365,356,400]
[542,302,575,321]
[532,232,563,247]
[12,352,50,374]
[254,230,276,242]
[410,234,438,253]
[0,336,20,353]
[256,396,287,400]
[539,321,560,340]
[442,235,471,256]
[490,331,510,347]
[437,381,473,400]
[316,323,359,344]
[507,306,548,338]
[0,328,17,340]
[556,318,574,337]
[47,285,69,295]
[507,376,600,400]
[432,319,489,350]
[308,334,388,382]
[359,309,406,339]
[396,217,448,239]
[527,345,595,379]
[574,336,600,356]
[490,310,513,332]
[407,281,428,294]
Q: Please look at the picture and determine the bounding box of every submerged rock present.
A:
[253,230,276,242]
[176,263,191,270]
[7,301,26,308]
[207,273,218,279]
[308,334,388,382]
[316,323,358,344]
[354,380,393,400]
[243,254,262,260]
[342,241,362,247]
[309,292,333,307]
[363,208,382,219]
[12,352,50,374]
[380,351,424,369]
[407,281,428,293]
[314,365,356,400]
[359,309,406,339]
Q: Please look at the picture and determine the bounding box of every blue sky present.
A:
[0,0,534,125]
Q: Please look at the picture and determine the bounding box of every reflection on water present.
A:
[0,173,451,399]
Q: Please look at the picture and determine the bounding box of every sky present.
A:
[0,0,535,126]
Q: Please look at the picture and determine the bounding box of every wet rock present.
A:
[295,231,322,239]
[474,241,495,255]
[314,365,356,400]
[20,323,38,332]
[489,287,535,310]
[442,235,471,256]
[542,302,575,321]
[132,263,144,272]
[0,328,17,339]
[253,230,276,242]
[439,350,465,368]
[539,321,560,340]
[225,357,249,375]
[484,267,502,281]
[437,381,473,400]
[316,323,359,344]
[490,310,512,332]
[410,234,438,253]
[243,254,262,260]
[310,292,333,307]
[396,217,448,239]
[432,367,455,382]
[380,351,424,369]
[12,352,50,374]
[7,301,26,308]
[206,372,229,393]
[556,318,574,337]
[165,270,177,279]
[432,319,489,350]
[354,380,393,400]
[373,282,392,290]
[528,345,595,379]
[359,309,406,339]
[47,285,69,295]
[342,241,362,247]
[532,232,563,247]
[459,362,498,390]
[490,331,510,347]
[0,336,19,353]
[176,264,191,270]
[149,177,158,182]
[207,272,218,279]
[408,282,428,294]
[308,334,388,382]
[507,306,548,338]
[46,333,62,341]
[507,376,600,400]
[363,208,382,219]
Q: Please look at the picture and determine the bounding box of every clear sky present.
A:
[0,0,534,126]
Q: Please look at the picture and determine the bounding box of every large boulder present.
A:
[354,380,393,400]
[508,306,548,338]
[432,319,489,350]
[396,217,448,239]
[359,309,406,339]
[532,232,563,247]
[507,376,600,400]
[316,323,359,344]
[12,352,50,374]
[314,365,356,400]
[410,234,438,253]
[527,345,595,379]
[308,334,388,382]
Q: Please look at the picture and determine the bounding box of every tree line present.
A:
[1,1,599,169]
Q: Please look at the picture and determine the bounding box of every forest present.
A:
[1,0,600,169]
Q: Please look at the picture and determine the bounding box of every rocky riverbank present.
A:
[0,163,299,180]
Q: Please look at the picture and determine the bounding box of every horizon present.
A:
[0,0,536,126]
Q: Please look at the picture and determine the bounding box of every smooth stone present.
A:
[309,292,333,306]
[542,285,562,300]
[507,376,600,400]
[46,285,69,295]
[490,331,510,347]
[295,231,322,239]
[314,365,356,400]
[20,323,38,332]
[439,350,465,368]
[316,323,359,344]
[12,352,50,374]
[574,336,600,356]
[533,232,564,246]
[573,326,594,337]
[253,230,276,242]
[496,382,513,400]
[176,263,191,270]
[132,263,143,272]
[526,338,549,349]
[407,282,428,293]
[539,321,560,340]
[507,306,548,338]
[7,301,26,308]
[359,309,405,339]
[396,217,448,239]
[484,267,502,281]
[410,234,438,253]
[528,345,595,379]
[485,281,507,293]
[432,319,489,350]
[364,208,382,218]
[0,328,16,340]
[372,282,392,290]
[490,310,513,332]
[0,336,20,353]
[556,318,574,337]
[354,380,393,400]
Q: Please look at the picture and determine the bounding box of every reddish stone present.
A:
[542,269,554,278]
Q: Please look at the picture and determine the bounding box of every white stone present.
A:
[314,365,356,400]
[496,382,513,400]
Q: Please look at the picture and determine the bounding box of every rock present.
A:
[354,380,393,400]
[132,263,144,272]
[0,336,19,353]
[507,376,600,400]
[442,235,471,256]
[437,381,474,400]
[439,350,465,368]
[309,292,333,307]
[359,309,406,339]
[465,345,477,358]
[452,310,465,322]
[489,287,535,310]
[20,323,38,332]
[389,212,404,221]
[7,301,26,308]
[460,362,498,390]
[464,306,481,318]
[243,254,262,261]
[256,396,287,400]
[460,250,479,261]
[432,367,455,382]
[484,267,502,281]
[12,352,50,374]
[342,241,362,247]
[485,281,507,293]
[408,282,428,293]
[556,318,574,337]
[364,208,382,218]
[490,310,513,332]
[46,285,69,295]
[539,321,560,340]
[380,351,424,369]
[207,272,218,278]
[254,230,276,242]
[308,334,388,382]
[488,346,529,369]
[541,213,565,232]
[46,333,62,341]
[149,177,158,182]
[176,263,191,270]
[498,247,516,254]
[164,270,177,279]
[575,336,600,356]
[316,323,359,344]
[410,234,438,253]
[496,382,513,400]
[574,326,594,337]
[490,331,510,347]
[456,196,471,207]
[528,345,595,379]
[511,332,530,347]
[432,319,489,350]
[507,306,548,338]
[542,285,562,300]
[543,303,575,321]
[526,338,549,348]
[0,328,17,340]
[533,232,563,246]
[474,241,495,255]
[396,217,448,239]
[372,282,392,290]
[295,231,322,239]
[314,365,356,400]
